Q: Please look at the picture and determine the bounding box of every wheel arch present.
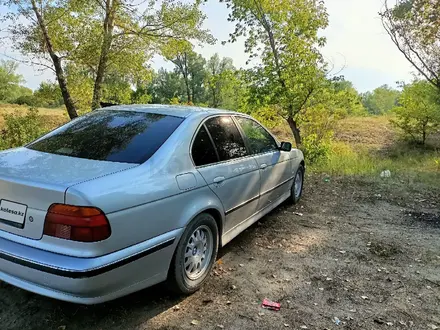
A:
[201,208,224,247]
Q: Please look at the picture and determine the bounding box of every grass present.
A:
[309,116,440,187]
[0,104,67,131]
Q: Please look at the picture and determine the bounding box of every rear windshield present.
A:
[27,110,184,164]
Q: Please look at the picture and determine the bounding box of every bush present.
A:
[298,104,338,164]
[302,133,331,164]
[0,107,46,150]
[14,95,43,107]
[391,80,440,145]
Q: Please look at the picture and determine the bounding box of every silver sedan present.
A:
[0,105,305,304]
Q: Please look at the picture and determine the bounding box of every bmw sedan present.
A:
[0,105,305,304]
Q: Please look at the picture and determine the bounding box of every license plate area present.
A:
[0,199,28,229]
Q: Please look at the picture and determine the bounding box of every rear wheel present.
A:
[289,165,304,204]
[168,213,219,294]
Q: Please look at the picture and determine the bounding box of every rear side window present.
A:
[205,116,247,161]
[27,110,184,164]
[192,125,219,166]
[235,117,278,154]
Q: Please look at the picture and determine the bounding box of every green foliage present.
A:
[14,94,43,107]
[330,78,367,116]
[297,101,335,163]
[311,140,440,186]
[147,68,186,104]
[3,0,213,113]
[101,72,133,105]
[302,133,331,164]
[0,60,31,103]
[0,107,46,150]
[292,78,364,162]
[34,82,63,107]
[163,41,208,104]
[250,106,283,129]
[361,85,400,115]
[381,0,440,92]
[205,53,236,108]
[225,0,329,145]
[65,64,94,113]
[391,80,440,144]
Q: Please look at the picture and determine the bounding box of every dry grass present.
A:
[311,115,440,186]
[0,104,67,131]
[334,115,396,150]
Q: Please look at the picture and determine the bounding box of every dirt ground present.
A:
[1,174,440,330]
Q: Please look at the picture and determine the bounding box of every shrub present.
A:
[298,105,338,163]
[391,80,440,145]
[302,133,331,164]
[14,95,43,107]
[0,107,46,150]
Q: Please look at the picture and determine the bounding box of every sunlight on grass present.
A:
[0,104,67,131]
[310,141,440,186]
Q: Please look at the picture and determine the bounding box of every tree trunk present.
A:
[184,76,191,104]
[91,0,116,110]
[191,82,196,104]
[422,122,427,145]
[212,88,217,108]
[30,0,78,119]
[92,43,111,110]
[287,116,302,147]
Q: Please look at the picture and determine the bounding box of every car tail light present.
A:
[44,204,111,242]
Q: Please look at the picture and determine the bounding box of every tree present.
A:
[330,77,366,116]
[380,0,440,92]
[361,85,400,115]
[34,81,64,107]
[2,0,81,118]
[225,0,329,146]
[101,71,134,105]
[146,68,186,104]
[0,60,32,102]
[86,0,212,109]
[2,0,212,116]
[205,53,235,108]
[164,42,207,104]
[392,80,440,145]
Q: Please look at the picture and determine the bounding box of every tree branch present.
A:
[1,52,55,72]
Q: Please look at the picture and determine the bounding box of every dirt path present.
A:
[1,175,440,330]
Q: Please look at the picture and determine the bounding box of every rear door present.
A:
[192,116,260,233]
[234,116,293,211]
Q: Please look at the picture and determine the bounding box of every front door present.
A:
[234,116,293,211]
[192,116,260,234]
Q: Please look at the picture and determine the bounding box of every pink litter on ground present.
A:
[261,298,281,311]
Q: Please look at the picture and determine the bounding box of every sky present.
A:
[0,0,416,93]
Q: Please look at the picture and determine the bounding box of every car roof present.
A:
[99,104,240,118]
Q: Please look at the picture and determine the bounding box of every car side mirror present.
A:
[279,142,292,152]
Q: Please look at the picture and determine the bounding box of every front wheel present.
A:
[168,213,219,294]
[289,164,304,204]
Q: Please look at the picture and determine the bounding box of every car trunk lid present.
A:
[0,148,136,240]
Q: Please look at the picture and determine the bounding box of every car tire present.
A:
[289,164,304,204]
[168,212,219,294]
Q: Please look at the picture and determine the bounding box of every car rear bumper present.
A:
[0,228,183,304]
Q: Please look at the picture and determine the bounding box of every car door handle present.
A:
[213,176,225,184]
[260,164,268,170]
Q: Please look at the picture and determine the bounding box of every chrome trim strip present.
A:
[0,238,175,279]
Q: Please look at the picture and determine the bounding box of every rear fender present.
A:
[176,188,225,236]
